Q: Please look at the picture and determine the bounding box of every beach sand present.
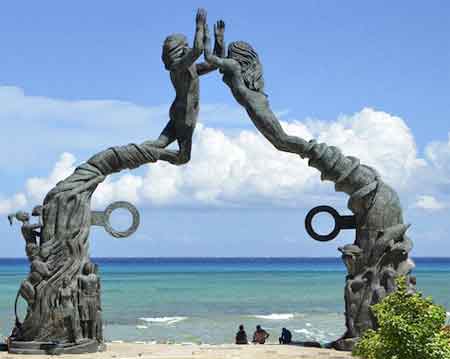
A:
[0,342,355,359]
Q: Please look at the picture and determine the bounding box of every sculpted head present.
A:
[162,34,189,71]
[83,262,96,275]
[62,278,69,288]
[26,243,39,259]
[32,205,43,217]
[227,41,264,92]
[29,271,42,286]
[339,244,362,277]
[12,211,30,223]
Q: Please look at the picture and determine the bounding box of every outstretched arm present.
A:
[170,9,206,71]
[197,20,226,75]
[203,23,239,73]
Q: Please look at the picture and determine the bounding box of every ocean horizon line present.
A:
[1,256,450,260]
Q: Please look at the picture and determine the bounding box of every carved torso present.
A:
[79,273,99,297]
[59,286,75,312]
[170,65,199,127]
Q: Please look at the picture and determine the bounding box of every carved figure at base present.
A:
[58,278,82,344]
[78,263,100,340]
[94,264,103,342]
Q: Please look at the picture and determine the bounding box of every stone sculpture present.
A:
[6,8,415,354]
[8,199,139,354]
[6,9,217,353]
[8,206,43,258]
[77,263,100,340]
[139,10,225,165]
[57,278,81,344]
[202,22,415,351]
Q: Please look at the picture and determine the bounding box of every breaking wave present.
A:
[138,316,188,325]
[250,313,296,320]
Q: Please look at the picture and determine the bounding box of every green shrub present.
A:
[353,276,450,359]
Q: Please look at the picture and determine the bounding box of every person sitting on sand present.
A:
[279,327,292,344]
[252,325,269,344]
[235,324,248,344]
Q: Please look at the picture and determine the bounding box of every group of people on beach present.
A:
[235,325,292,345]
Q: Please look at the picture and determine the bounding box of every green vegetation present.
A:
[353,276,450,359]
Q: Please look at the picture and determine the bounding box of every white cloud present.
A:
[94,174,144,207]
[425,132,450,179]
[6,107,430,210]
[301,108,426,188]
[129,107,425,207]
[25,152,77,203]
[414,195,446,211]
[0,193,27,215]
[0,86,248,172]
[0,88,445,214]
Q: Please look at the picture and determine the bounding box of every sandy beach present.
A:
[0,342,355,359]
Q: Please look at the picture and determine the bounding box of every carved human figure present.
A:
[12,213,49,327]
[58,278,81,343]
[8,206,43,259]
[14,271,46,337]
[19,272,42,308]
[140,10,225,165]
[28,246,51,279]
[203,27,307,155]
[85,15,225,174]
[93,264,103,342]
[78,263,100,340]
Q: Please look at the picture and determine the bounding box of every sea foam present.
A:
[251,313,295,320]
[139,316,188,325]
[294,328,326,341]
[294,328,314,335]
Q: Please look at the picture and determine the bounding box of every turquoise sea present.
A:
[1,258,449,344]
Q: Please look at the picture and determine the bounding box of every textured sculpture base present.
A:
[8,340,105,355]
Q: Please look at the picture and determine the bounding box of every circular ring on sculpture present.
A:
[103,201,140,238]
[305,205,341,242]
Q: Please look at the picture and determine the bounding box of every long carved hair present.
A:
[227,41,265,93]
[162,34,188,70]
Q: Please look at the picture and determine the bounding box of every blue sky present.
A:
[0,1,449,257]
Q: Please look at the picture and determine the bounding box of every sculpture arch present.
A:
[7,10,415,354]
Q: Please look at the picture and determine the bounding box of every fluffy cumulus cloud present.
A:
[1,86,449,215]
[0,193,27,215]
[96,107,425,208]
[414,195,446,211]
[425,133,450,179]
[25,152,77,203]
[303,109,426,189]
[0,86,249,172]
[1,98,439,212]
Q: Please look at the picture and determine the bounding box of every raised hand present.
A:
[213,20,225,57]
[196,8,207,26]
[214,20,225,41]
